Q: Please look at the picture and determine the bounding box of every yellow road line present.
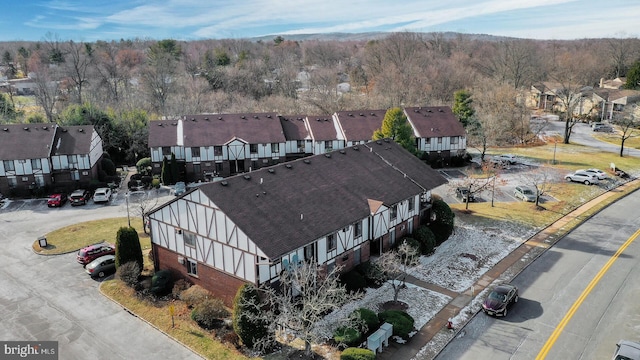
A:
[536,228,640,359]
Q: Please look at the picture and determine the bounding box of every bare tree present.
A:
[374,240,419,303]
[28,50,61,122]
[454,162,500,209]
[517,165,558,207]
[254,260,350,357]
[63,40,94,104]
[127,191,159,234]
[611,104,640,157]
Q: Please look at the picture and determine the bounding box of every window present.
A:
[31,159,42,170]
[71,170,80,181]
[35,174,44,187]
[191,147,200,158]
[325,141,333,151]
[390,205,398,220]
[304,243,315,262]
[187,258,198,276]
[327,234,336,251]
[215,162,223,174]
[451,137,459,145]
[214,146,223,156]
[437,137,443,144]
[162,147,171,156]
[250,144,258,154]
[354,222,362,238]
[297,140,305,152]
[271,143,280,153]
[3,160,15,172]
[425,138,430,144]
[408,198,415,211]
[68,155,78,166]
[7,176,17,188]
[184,231,196,247]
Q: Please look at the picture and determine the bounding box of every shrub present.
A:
[414,226,436,254]
[191,298,230,329]
[378,310,415,338]
[340,347,375,360]
[398,238,421,265]
[333,326,361,347]
[222,331,240,349]
[150,269,173,296]
[151,178,161,189]
[115,226,143,270]
[351,308,379,334]
[117,261,141,287]
[180,284,210,307]
[355,261,385,288]
[171,278,191,299]
[232,284,269,349]
[340,270,367,293]
[429,199,455,245]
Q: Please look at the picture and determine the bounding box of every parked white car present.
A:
[565,170,599,185]
[577,168,608,180]
[93,187,112,203]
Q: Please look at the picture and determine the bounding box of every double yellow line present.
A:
[536,228,640,359]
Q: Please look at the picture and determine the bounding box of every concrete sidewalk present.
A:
[377,178,640,360]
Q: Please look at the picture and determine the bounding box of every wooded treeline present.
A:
[1,32,640,163]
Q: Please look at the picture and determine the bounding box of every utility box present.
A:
[38,236,47,248]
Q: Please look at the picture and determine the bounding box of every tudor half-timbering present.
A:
[148,140,448,306]
[148,113,286,181]
[404,106,467,162]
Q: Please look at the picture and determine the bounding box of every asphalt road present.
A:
[0,191,200,360]
[435,188,640,360]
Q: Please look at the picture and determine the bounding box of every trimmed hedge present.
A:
[378,310,415,338]
[340,270,367,293]
[351,308,379,334]
[429,199,455,245]
[414,226,437,254]
[340,347,375,360]
[190,298,229,329]
[333,326,362,347]
[354,261,385,288]
[232,284,269,349]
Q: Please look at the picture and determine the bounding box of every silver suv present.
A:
[565,170,599,185]
[514,186,536,202]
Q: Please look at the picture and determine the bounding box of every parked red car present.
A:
[47,193,68,207]
[77,242,116,265]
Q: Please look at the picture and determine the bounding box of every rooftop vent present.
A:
[204,117,209,120]
[427,109,432,113]
[2,128,8,131]
[78,128,84,132]
[339,149,346,154]
[352,145,359,151]
[23,127,29,131]
[172,122,177,126]
[254,115,258,119]
[62,129,68,132]
[220,181,228,186]
[243,175,251,180]
[42,126,47,130]
[241,115,246,119]
[267,114,272,118]
[324,118,329,121]
[348,113,353,116]
[325,153,331,158]
[268,168,275,173]
[438,109,444,112]
[191,118,196,121]
[303,159,311,164]
[371,113,375,116]
[218,116,222,120]
[317,118,321,121]
[285,164,293,169]
[360,113,364,116]
[157,123,163,126]
[376,140,382,145]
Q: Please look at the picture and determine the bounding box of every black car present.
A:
[70,189,91,206]
[482,284,519,316]
[85,254,116,279]
[455,187,475,202]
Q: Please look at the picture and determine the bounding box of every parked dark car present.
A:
[482,284,519,316]
[85,255,116,279]
[47,193,68,207]
[70,189,91,206]
[77,242,116,265]
[455,187,475,202]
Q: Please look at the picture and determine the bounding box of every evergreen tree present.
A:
[170,153,179,183]
[115,226,143,270]
[232,284,269,349]
[624,60,640,90]
[452,89,475,127]
[373,107,415,153]
[161,157,172,185]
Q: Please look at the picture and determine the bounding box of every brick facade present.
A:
[153,245,249,307]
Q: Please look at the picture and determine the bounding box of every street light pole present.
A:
[552,141,557,165]
[125,192,131,227]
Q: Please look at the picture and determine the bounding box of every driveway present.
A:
[0,193,200,359]
[542,120,640,158]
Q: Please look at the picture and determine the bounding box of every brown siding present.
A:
[154,245,249,307]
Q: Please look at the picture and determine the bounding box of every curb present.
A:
[423,178,640,359]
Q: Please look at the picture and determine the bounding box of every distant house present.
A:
[528,82,595,118]
[592,88,640,120]
[148,113,286,181]
[0,124,103,197]
[404,106,467,162]
[148,107,467,182]
[147,140,448,306]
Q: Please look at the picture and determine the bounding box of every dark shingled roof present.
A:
[0,123,55,160]
[194,140,447,259]
[279,115,311,141]
[404,106,466,138]
[307,115,338,141]
[335,109,387,142]
[51,125,95,155]
[149,113,286,148]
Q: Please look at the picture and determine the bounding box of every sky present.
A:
[1,0,638,42]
